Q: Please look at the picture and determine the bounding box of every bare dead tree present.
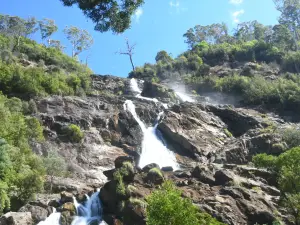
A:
[117,38,136,71]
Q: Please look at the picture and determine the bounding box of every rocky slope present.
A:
[0,74,295,225]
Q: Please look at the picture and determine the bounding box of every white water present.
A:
[37,208,61,225]
[37,192,106,225]
[72,191,106,225]
[124,99,179,170]
[175,92,195,103]
[130,78,159,103]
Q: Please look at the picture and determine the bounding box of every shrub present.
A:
[282,128,300,149]
[224,129,233,137]
[146,181,224,225]
[252,147,300,224]
[64,124,84,143]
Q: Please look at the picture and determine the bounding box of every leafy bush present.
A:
[64,124,84,143]
[0,34,92,98]
[146,181,224,225]
[282,128,300,149]
[253,147,300,224]
[0,94,45,212]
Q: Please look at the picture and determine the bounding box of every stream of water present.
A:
[127,79,179,169]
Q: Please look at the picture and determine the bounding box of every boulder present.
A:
[145,168,164,185]
[115,156,134,169]
[141,81,177,102]
[207,105,262,137]
[214,170,235,185]
[142,163,160,173]
[191,166,215,185]
[18,204,48,223]
[122,199,146,225]
[158,103,225,161]
[0,212,32,225]
[103,169,116,180]
[161,166,173,172]
[60,191,74,204]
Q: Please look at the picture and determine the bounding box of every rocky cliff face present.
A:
[1,74,294,225]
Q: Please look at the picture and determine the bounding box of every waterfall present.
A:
[37,192,105,225]
[125,80,179,169]
[37,208,61,225]
[71,191,106,225]
[175,92,195,103]
[130,78,159,103]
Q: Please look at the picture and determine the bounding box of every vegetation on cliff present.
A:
[0,95,45,213]
[0,14,93,99]
[0,13,93,213]
[253,147,300,224]
[146,181,224,225]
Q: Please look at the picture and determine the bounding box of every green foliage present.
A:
[43,150,67,192]
[0,34,91,98]
[0,109,45,210]
[186,74,300,115]
[130,198,147,208]
[38,18,58,41]
[146,181,224,225]
[224,129,233,137]
[253,153,279,172]
[282,128,300,148]
[60,0,144,33]
[64,124,84,143]
[63,26,93,58]
[155,51,173,64]
[253,147,300,224]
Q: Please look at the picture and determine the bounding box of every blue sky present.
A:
[2,0,279,77]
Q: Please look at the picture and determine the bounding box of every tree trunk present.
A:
[129,55,135,71]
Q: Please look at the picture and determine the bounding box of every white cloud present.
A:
[232,9,244,23]
[229,0,243,5]
[134,8,143,23]
[169,1,180,8]
[169,1,187,14]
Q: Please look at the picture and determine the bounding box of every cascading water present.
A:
[37,208,61,225]
[125,79,179,169]
[37,192,106,225]
[175,91,195,103]
[130,78,159,103]
[71,191,106,225]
